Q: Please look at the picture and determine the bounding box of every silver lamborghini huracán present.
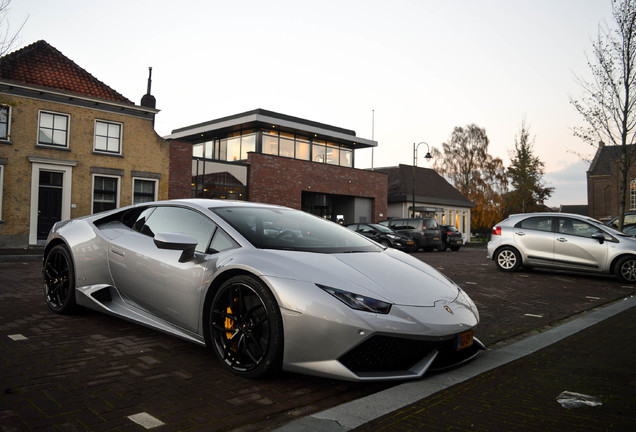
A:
[43,199,483,381]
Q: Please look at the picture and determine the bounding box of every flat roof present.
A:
[166,108,377,149]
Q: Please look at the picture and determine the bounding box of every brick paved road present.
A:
[1,247,634,431]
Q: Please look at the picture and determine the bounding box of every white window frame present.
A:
[38,110,70,148]
[91,174,121,214]
[0,105,11,140]
[94,120,123,154]
[132,177,158,204]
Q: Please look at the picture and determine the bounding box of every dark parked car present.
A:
[439,225,463,251]
[346,223,416,251]
[379,218,443,251]
[607,212,636,235]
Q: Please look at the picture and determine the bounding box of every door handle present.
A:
[515,231,525,236]
[111,247,126,257]
[557,237,567,242]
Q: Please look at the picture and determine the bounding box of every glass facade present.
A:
[192,128,353,167]
[191,127,356,202]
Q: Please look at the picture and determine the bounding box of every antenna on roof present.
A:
[146,67,152,94]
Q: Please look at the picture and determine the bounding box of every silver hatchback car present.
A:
[487,212,636,283]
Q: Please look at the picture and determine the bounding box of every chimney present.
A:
[140,67,157,126]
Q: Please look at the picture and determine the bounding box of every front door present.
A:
[37,171,63,240]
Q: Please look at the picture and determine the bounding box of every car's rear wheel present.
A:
[615,255,636,283]
[450,246,461,251]
[494,246,521,272]
[210,275,283,378]
[43,244,77,314]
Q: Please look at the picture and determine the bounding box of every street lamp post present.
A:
[412,142,433,218]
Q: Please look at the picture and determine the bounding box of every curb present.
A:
[275,295,636,431]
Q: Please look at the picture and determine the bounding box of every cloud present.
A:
[543,160,590,207]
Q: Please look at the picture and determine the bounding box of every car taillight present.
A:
[492,226,502,236]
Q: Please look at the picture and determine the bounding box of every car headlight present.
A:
[318,284,392,314]
[387,234,399,240]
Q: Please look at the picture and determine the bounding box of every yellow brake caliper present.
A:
[225,298,239,351]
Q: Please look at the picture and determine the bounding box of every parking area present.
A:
[1,247,634,431]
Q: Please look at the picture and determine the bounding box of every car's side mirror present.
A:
[153,232,198,262]
[591,232,605,244]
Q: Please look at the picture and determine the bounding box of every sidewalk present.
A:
[279,296,636,432]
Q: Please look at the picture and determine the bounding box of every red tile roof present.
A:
[0,40,133,104]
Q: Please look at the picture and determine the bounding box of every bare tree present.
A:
[0,0,27,57]
[432,124,508,238]
[571,0,636,230]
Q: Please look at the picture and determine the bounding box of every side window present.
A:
[558,218,601,238]
[142,207,216,253]
[518,216,553,232]
[426,219,438,230]
[209,229,239,253]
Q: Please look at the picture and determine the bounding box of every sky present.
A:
[4,0,615,207]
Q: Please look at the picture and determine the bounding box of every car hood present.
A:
[240,248,460,307]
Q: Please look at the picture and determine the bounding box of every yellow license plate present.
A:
[407,241,414,245]
[457,330,474,350]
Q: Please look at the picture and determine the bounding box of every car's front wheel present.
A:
[494,246,521,272]
[210,275,283,378]
[615,255,636,283]
[43,244,77,314]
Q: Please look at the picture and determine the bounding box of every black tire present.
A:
[210,275,283,378]
[450,246,461,252]
[615,255,636,283]
[438,243,448,252]
[43,244,77,314]
[379,239,390,247]
[494,246,521,272]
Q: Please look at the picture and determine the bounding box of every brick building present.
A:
[167,109,387,223]
[374,165,474,240]
[0,40,170,248]
[587,142,636,221]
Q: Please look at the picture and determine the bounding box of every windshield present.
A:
[212,206,382,253]
[369,224,394,233]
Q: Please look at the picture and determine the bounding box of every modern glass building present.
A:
[167,109,387,223]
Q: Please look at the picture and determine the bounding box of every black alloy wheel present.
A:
[210,275,283,378]
[43,244,77,314]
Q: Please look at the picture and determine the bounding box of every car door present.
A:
[513,216,555,265]
[107,206,217,332]
[553,217,608,270]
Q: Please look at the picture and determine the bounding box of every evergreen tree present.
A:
[505,122,553,214]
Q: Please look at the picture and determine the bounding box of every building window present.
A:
[263,131,279,156]
[296,136,310,161]
[92,175,119,213]
[631,180,636,210]
[0,106,10,140]
[94,120,122,154]
[38,111,69,147]
[133,178,157,204]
